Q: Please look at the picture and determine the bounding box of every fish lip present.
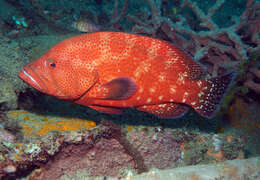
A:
[19,67,48,93]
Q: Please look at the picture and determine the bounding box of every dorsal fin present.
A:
[167,46,207,80]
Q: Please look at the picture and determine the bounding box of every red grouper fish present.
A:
[19,32,235,119]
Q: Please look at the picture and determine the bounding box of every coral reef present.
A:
[129,0,259,76]
[38,138,135,179]
[0,36,27,95]
[227,97,260,156]
[244,68,260,94]
[127,128,181,169]
[0,0,259,179]
[0,109,246,179]
[0,79,17,111]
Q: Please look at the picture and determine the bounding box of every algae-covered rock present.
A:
[0,34,75,98]
[0,109,248,179]
[0,78,17,111]
[0,37,27,93]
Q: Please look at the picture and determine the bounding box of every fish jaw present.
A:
[19,63,86,101]
[19,65,48,93]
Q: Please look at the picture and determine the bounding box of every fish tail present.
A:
[192,72,236,118]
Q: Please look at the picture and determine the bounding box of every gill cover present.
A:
[49,58,98,100]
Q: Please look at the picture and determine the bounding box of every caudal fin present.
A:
[192,73,235,118]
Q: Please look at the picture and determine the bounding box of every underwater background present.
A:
[0,0,259,179]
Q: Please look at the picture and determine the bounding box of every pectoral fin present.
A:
[95,77,137,100]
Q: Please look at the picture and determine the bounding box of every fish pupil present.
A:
[50,63,56,68]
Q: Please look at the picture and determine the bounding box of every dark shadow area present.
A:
[17,88,219,133]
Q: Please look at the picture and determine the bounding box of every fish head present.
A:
[19,45,98,100]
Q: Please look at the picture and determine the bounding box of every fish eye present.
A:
[47,59,56,68]
[50,63,56,68]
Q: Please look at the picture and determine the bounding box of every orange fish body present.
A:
[19,32,234,118]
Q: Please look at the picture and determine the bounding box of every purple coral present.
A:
[244,68,260,94]
[0,129,15,143]
[34,138,135,179]
[128,0,260,77]
[127,129,181,169]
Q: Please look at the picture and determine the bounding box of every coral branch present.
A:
[244,68,260,94]
[109,0,129,27]
[128,0,259,78]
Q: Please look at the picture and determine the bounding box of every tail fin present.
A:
[192,73,235,118]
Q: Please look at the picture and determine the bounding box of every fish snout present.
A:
[19,64,48,93]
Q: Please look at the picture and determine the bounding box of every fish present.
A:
[19,32,235,119]
[72,18,100,33]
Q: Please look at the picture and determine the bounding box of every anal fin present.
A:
[136,103,189,119]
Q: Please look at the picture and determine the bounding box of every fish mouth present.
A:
[19,66,48,93]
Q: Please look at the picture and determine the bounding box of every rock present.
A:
[123,157,260,180]
[0,79,17,110]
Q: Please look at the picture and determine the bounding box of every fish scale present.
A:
[19,32,235,118]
